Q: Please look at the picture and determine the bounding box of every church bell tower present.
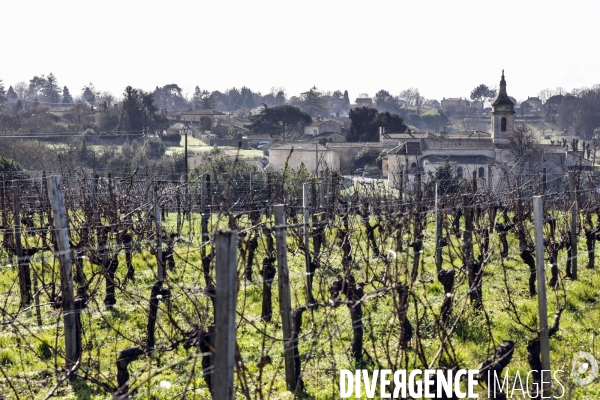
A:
[491,70,515,145]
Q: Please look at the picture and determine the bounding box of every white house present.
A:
[268,143,340,172]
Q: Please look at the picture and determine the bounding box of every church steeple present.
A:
[492,69,514,107]
[491,70,515,145]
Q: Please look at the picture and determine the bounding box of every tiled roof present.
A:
[387,141,422,155]
[421,138,495,151]
[382,132,427,140]
[451,130,491,138]
[421,155,495,164]
[271,143,329,151]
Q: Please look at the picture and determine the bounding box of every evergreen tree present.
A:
[153,84,186,110]
[374,89,400,113]
[6,86,17,101]
[275,90,286,105]
[62,86,73,104]
[193,86,203,110]
[43,73,60,104]
[300,86,327,117]
[200,90,215,110]
[426,159,461,195]
[28,75,47,101]
[119,86,168,135]
[249,105,312,140]
[0,77,5,103]
[347,107,408,142]
[82,83,97,104]
[240,86,256,108]
[343,90,350,108]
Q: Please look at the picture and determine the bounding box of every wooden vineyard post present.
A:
[213,231,238,400]
[533,196,552,395]
[273,205,297,391]
[435,183,443,272]
[201,174,210,259]
[462,195,477,307]
[302,184,315,306]
[14,186,31,306]
[542,167,547,195]
[91,173,100,227]
[155,199,164,282]
[568,172,578,280]
[47,176,80,371]
[176,187,182,234]
[411,172,422,282]
[108,171,116,222]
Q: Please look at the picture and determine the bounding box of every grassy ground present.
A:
[1,209,600,398]
[165,136,265,160]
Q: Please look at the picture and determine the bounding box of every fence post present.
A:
[47,176,79,371]
[14,186,31,306]
[568,172,578,280]
[213,231,238,400]
[462,195,476,306]
[201,174,210,259]
[91,173,100,226]
[302,184,315,306]
[533,196,552,395]
[435,183,443,272]
[273,205,297,390]
[176,187,182,234]
[155,199,164,282]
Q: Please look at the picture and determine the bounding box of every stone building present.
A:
[387,71,586,189]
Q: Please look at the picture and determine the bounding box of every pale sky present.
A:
[2,0,599,103]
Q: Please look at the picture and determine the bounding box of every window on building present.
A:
[456,166,463,179]
[313,129,317,135]
[478,167,485,179]
[411,162,417,169]
[501,117,507,132]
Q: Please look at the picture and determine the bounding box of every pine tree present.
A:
[275,90,286,105]
[82,83,97,104]
[6,86,17,100]
[43,73,61,105]
[62,86,73,105]
[200,90,215,110]
[0,77,6,103]
[343,90,350,107]
[193,86,202,110]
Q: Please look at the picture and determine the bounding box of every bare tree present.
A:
[13,81,28,100]
[507,123,541,163]
[538,87,565,103]
[399,88,420,108]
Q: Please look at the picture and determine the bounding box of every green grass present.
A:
[1,210,600,398]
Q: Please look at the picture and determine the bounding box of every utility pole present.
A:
[533,196,552,396]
